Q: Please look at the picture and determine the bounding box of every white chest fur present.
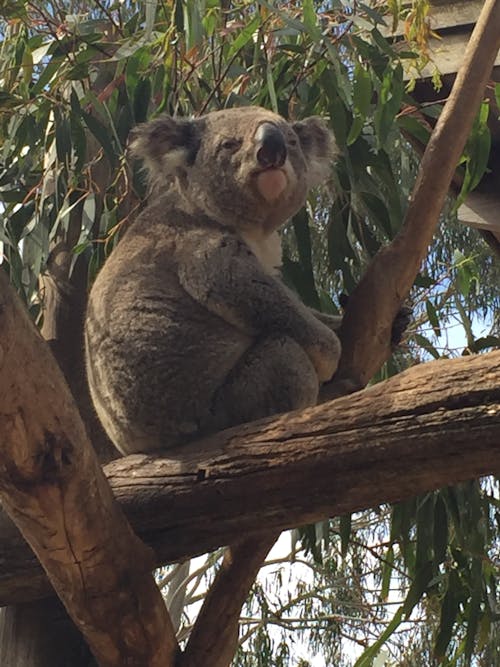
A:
[241,230,282,276]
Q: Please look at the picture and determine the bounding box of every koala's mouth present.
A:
[254,167,288,203]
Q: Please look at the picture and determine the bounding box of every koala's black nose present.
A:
[255,123,287,168]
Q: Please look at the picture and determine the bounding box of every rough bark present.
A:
[0,272,179,667]
[1,349,499,609]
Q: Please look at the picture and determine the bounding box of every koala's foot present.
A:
[205,336,320,433]
[318,376,363,403]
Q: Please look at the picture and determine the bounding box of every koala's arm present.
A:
[309,309,342,332]
[177,233,340,382]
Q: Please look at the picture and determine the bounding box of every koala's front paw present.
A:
[391,305,412,348]
[306,331,341,383]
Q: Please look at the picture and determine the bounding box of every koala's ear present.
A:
[128,116,202,179]
[292,117,337,187]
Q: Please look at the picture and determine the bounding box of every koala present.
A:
[85,106,342,455]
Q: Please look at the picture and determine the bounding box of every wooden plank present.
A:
[403,32,500,78]
[458,191,500,242]
[428,1,483,30]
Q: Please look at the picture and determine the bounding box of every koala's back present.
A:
[85,198,252,454]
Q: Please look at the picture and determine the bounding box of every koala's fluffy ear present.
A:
[292,117,337,188]
[128,116,202,181]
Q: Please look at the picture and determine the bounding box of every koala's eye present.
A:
[288,137,298,147]
[219,138,242,152]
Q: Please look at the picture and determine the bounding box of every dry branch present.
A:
[0,272,178,667]
[1,349,499,608]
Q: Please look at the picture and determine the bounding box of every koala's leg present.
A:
[204,336,319,432]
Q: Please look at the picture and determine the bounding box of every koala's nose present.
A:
[255,123,287,168]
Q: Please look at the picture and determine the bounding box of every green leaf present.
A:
[80,108,119,168]
[434,572,461,659]
[55,111,72,163]
[145,0,158,40]
[397,114,431,145]
[302,0,321,40]
[415,495,434,571]
[414,273,435,289]
[347,61,372,145]
[339,514,351,558]
[402,560,433,617]
[354,606,404,667]
[0,91,23,108]
[469,336,500,352]
[425,299,441,338]
[227,15,261,58]
[360,192,392,238]
[265,61,278,113]
[414,333,440,360]
[464,561,482,662]
[380,545,394,601]
[453,250,477,299]
[353,61,372,118]
[133,78,152,124]
[433,494,448,565]
[374,64,403,147]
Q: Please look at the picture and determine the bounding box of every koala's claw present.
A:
[391,305,412,347]
[339,293,411,348]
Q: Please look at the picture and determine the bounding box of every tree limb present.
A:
[0,272,179,667]
[1,349,499,609]
[179,534,276,667]
[325,0,500,394]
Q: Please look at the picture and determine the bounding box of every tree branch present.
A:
[1,349,499,608]
[179,534,276,667]
[0,272,179,667]
[325,0,500,394]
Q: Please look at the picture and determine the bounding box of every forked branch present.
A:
[325,0,500,393]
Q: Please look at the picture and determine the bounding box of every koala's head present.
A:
[129,106,336,233]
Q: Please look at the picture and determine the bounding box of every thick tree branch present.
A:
[1,349,499,608]
[325,0,500,394]
[0,272,179,666]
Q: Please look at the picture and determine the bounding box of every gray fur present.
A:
[85,106,340,455]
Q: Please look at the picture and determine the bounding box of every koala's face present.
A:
[130,107,336,233]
